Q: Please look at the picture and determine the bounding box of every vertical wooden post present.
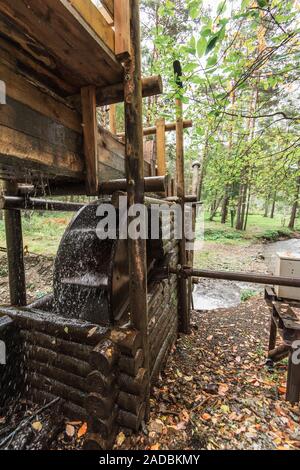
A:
[4,182,26,306]
[124,0,150,420]
[156,118,166,176]
[81,85,98,196]
[174,60,190,334]
[109,104,117,134]
[191,161,201,197]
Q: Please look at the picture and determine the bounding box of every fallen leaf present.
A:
[202,413,211,421]
[116,432,126,446]
[278,386,286,394]
[207,335,213,341]
[66,424,75,437]
[218,383,229,396]
[150,443,160,450]
[78,422,87,438]
[88,327,98,338]
[32,421,43,432]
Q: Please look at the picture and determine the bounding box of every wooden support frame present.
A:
[81,86,99,195]
[156,118,166,177]
[109,104,117,135]
[124,0,150,421]
[4,182,26,307]
[117,119,192,138]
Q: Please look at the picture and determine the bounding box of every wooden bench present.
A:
[265,287,300,403]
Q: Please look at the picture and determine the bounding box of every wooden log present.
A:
[84,432,117,451]
[117,391,142,414]
[109,104,117,134]
[81,85,99,195]
[4,182,26,307]
[117,120,193,138]
[118,348,144,376]
[174,60,189,334]
[114,0,131,61]
[118,368,147,395]
[27,294,53,312]
[85,392,116,419]
[268,314,277,352]
[27,359,90,393]
[0,307,109,345]
[25,344,91,378]
[117,403,146,432]
[88,406,117,440]
[156,118,166,177]
[268,343,290,362]
[27,387,87,421]
[0,315,14,334]
[151,324,177,382]
[99,176,167,194]
[87,371,115,396]
[89,340,118,375]
[109,328,141,357]
[28,372,86,407]
[21,330,92,362]
[93,75,163,107]
[0,196,84,212]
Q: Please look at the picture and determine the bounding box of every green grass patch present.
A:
[240,289,257,302]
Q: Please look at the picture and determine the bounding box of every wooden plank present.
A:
[114,0,131,60]
[109,104,117,134]
[81,86,99,195]
[101,0,114,17]
[0,0,123,90]
[0,59,81,133]
[67,0,115,51]
[156,118,166,176]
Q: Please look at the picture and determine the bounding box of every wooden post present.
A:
[4,182,26,306]
[156,118,166,176]
[124,0,150,420]
[191,161,201,197]
[81,85,98,196]
[174,60,190,334]
[109,104,117,134]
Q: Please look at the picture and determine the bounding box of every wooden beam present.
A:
[81,86,99,195]
[4,182,26,307]
[117,119,193,138]
[66,0,115,52]
[101,0,114,17]
[109,104,117,134]
[114,0,131,61]
[124,0,150,422]
[156,118,166,176]
[174,60,190,334]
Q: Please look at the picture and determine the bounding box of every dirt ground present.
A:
[0,245,299,450]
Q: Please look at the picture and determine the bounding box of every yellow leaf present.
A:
[150,443,160,450]
[32,421,42,432]
[78,422,87,438]
[116,432,126,446]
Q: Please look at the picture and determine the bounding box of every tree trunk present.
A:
[288,177,300,230]
[221,187,230,224]
[270,192,276,219]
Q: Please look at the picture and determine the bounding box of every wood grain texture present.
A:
[81,86,99,195]
[156,118,166,176]
[114,0,131,60]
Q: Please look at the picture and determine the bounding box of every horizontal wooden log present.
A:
[0,196,84,212]
[87,371,115,396]
[117,391,142,415]
[99,176,167,195]
[21,330,92,362]
[27,359,90,393]
[28,371,86,407]
[117,119,193,138]
[26,344,91,378]
[117,403,146,432]
[0,315,14,334]
[109,329,142,357]
[88,409,117,440]
[89,340,118,375]
[96,76,163,107]
[118,368,148,396]
[27,294,54,312]
[151,325,177,381]
[85,392,116,420]
[0,307,109,345]
[118,349,144,376]
[27,387,87,421]
[84,432,116,451]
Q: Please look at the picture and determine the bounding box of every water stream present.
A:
[193,238,300,311]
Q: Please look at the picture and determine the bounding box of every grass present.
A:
[201,212,299,244]
[0,212,73,256]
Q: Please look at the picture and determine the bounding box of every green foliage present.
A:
[240,289,257,302]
